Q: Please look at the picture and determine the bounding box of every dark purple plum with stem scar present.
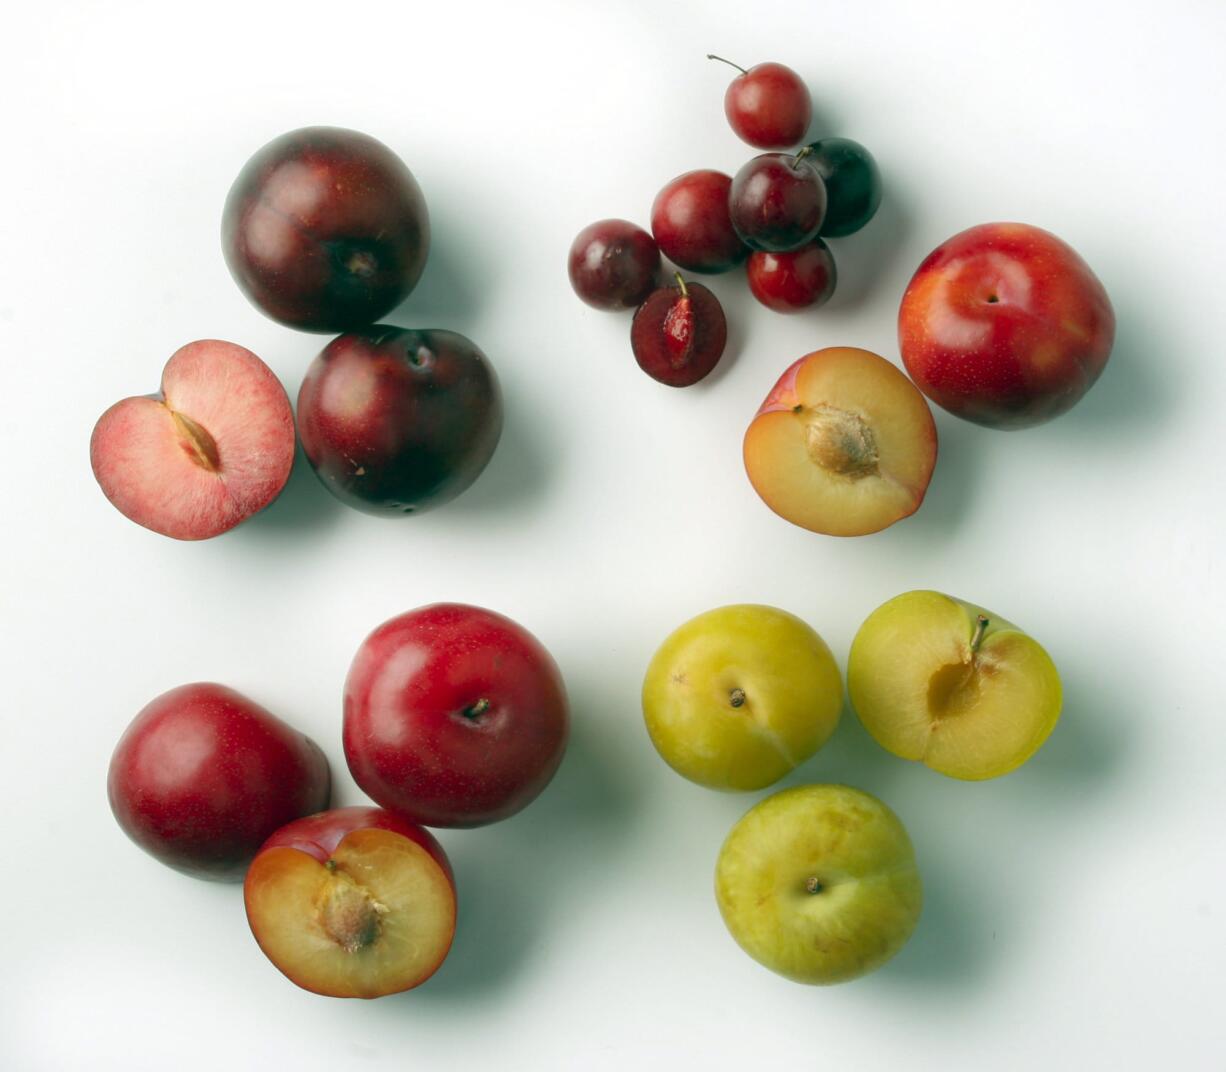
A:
[297,327,502,515]
[631,273,727,387]
[222,127,429,333]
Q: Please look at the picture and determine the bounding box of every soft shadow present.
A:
[880,834,990,987]
[824,183,912,313]
[695,268,752,388]
[881,410,980,542]
[1046,293,1177,437]
[386,205,483,327]
[1023,649,1132,788]
[410,685,643,1002]
[780,703,901,795]
[441,388,554,519]
[237,445,346,537]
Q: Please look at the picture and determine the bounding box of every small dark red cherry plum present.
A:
[631,273,727,386]
[651,169,749,274]
[747,239,837,313]
[709,55,811,149]
[729,150,827,252]
[107,684,331,881]
[90,340,296,540]
[297,327,502,516]
[245,807,456,998]
[344,604,569,828]
[222,127,429,333]
[568,219,660,309]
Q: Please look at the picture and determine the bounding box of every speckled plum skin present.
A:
[898,222,1114,428]
[296,327,502,516]
[222,127,429,333]
[107,684,330,881]
[343,604,569,828]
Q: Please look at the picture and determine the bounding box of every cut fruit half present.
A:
[245,812,456,999]
[743,347,937,536]
[848,590,1062,780]
[90,340,295,539]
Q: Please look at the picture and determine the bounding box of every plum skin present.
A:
[107,683,331,881]
[297,326,502,516]
[222,126,429,333]
[343,603,570,828]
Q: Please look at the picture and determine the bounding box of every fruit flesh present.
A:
[630,278,727,387]
[90,341,295,540]
[641,605,842,791]
[245,827,454,999]
[743,347,937,536]
[848,590,1062,779]
[716,785,922,984]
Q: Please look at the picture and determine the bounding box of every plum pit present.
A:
[802,405,879,479]
[318,865,387,954]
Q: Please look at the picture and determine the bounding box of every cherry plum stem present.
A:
[707,54,747,75]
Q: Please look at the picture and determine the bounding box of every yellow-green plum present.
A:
[716,784,922,984]
[641,605,842,791]
[848,590,1062,780]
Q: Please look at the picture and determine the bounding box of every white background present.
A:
[3,1,1223,1068]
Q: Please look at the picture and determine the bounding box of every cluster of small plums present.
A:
[109,603,569,998]
[91,126,503,542]
[568,57,883,387]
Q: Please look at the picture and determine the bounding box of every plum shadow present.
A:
[386,200,485,329]
[405,675,645,1004]
[236,444,347,539]
[1044,288,1177,438]
[439,387,554,521]
[822,182,913,314]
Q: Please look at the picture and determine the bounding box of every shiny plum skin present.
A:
[747,239,837,313]
[257,806,453,881]
[297,327,502,516]
[568,219,660,310]
[898,222,1115,428]
[720,61,811,149]
[651,170,748,274]
[343,604,569,828]
[729,153,827,252]
[630,279,727,386]
[806,137,882,238]
[222,127,429,333]
[107,684,331,881]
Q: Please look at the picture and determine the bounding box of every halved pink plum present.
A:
[90,340,295,539]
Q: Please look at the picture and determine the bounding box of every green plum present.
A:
[716,785,922,984]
